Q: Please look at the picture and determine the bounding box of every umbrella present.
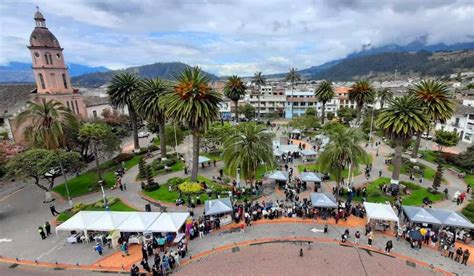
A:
[419,228,427,236]
[408,230,423,241]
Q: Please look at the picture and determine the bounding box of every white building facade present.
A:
[436,100,474,144]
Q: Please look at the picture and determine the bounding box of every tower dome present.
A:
[29,8,61,48]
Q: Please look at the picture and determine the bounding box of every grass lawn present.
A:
[297,163,361,180]
[348,177,443,206]
[464,175,474,187]
[54,155,142,198]
[461,202,474,223]
[223,164,275,181]
[387,163,437,181]
[419,150,438,163]
[57,198,136,222]
[151,160,185,176]
[143,175,232,204]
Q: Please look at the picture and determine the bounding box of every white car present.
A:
[138,131,150,138]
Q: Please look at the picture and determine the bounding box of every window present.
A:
[75,101,79,114]
[66,101,71,110]
[0,118,4,126]
[56,54,61,59]
[44,53,52,65]
[44,54,49,64]
[62,74,68,89]
[50,73,56,87]
[93,110,98,118]
[38,73,46,89]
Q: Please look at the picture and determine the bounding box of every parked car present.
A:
[44,167,61,178]
[421,133,433,140]
[138,131,150,138]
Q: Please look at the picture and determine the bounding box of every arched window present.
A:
[66,101,71,110]
[62,74,68,89]
[50,73,56,87]
[38,73,46,89]
[44,54,49,65]
[44,53,52,65]
[75,100,79,114]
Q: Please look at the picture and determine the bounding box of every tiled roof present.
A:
[0,84,36,116]
[455,104,474,116]
[83,96,111,107]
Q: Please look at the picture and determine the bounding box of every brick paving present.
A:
[176,242,442,276]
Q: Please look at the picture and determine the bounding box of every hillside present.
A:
[72,62,218,87]
[312,50,474,81]
[0,62,108,83]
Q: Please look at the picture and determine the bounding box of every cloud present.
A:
[0,0,473,75]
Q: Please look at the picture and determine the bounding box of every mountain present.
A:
[71,62,218,87]
[312,50,474,81]
[0,62,109,83]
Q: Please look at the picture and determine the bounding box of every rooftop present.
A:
[0,84,36,116]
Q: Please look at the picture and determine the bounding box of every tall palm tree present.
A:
[222,123,274,187]
[224,75,247,121]
[16,98,78,203]
[253,71,266,121]
[318,127,367,194]
[133,78,169,157]
[286,68,301,119]
[377,88,393,109]
[314,80,335,124]
[16,99,77,150]
[377,95,429,188]
[409,79,456,159]
[349,80,375,122]
[161,67,222,181]
[107,73,141,152]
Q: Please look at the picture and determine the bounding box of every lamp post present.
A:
[58,157,73,207]
[236,167,241,189]
[368,104,375,146]
[173,122,179,159]
[98,180,109,210]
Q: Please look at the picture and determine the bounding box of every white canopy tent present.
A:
[204,198,233,216]
[300,149,317,156]
[88,211,131,231]
[273,148,284,157]
[300,172,322,182]
[363,202,399,225]
[115,212,161,232]
[291,129,301,134]
[310,193,337,208]
[55,211,106,235]
[426,208,474,229]
[401,206,441,225]
[198,156,211,164]
[268,170,289,181]
[147,212,189,233]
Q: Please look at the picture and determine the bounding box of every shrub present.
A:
[143,182,160,192]
[164,159,177,166]
[178,182,203,194]
[138,157,147,179]
[113,153,134,163]
[148,144,159,152]
[167,177,185,186]
[72,203,86,213]
[154,164,165,171]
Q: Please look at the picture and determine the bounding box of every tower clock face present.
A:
[34,52,39,57]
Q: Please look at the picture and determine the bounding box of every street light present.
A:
[58,157,73,207]
[236,167,241,188]
[368,104,375,146]
[98,180,109,210]
[173,122,179,159]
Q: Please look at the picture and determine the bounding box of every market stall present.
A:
[402,206,442,225]
[300,172,322,190]
[300,149,317,162]
[426,208,474,229]
[268,170,289,186]
[310,193,337,208]
[363,202,399,231]
[204,198,233,225]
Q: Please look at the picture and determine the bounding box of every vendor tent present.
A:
[426,208,473,229]
[268,170,289,181]
[363,202,399,225]
[402,206,441,225]
[147,212,189,233]
[55,211,105,233]
[205,198,233,216]
[300,172,321,182]
[291,129,301,134]
[273,148,284,156]
[300,149,317,156]
[115,212,161,232]
[198,156,211,164]
[310,193,337,208]
[87,211,131,231]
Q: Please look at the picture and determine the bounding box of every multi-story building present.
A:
[335,86,356,109]
[436,99,474,144]
[243,85,286,118]
[284,88,338,119]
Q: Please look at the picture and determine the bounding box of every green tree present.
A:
[224,75,247,121]
[6,149,82,192]
[161,67,222,181]
[107,73,141,152]
[289,115,320,131]
[305,107,316,117]
[202,123,234,149]
[409,80,456,159]
[326,112,335,121]
[253,71,266,121]
[318,127,367,193]
[138,156,147,179]
[377,88,393,109]
[337,107,357,124]
[134,78,170,157]
[456,145,474,173]
[314,80,335,124]
[164,124,185,148]
[286,67,301,119]
[238,103,256,120]
[432,130,460,191]
[349,80,375,122]
[79,123,120,181]
[222,123,274,186]
[376,95,429,187]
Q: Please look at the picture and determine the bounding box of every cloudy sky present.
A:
[1,0,473,76]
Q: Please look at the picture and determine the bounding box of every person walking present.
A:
[461,249,470,266]
[44,221,51,236]
[94,243,103,256]
[49,204,60,216]
[130,264,140,276]
[141,258,151,272]
[121,241,129,256]
[455,247,463,262]
[367,231,374,247]
[354,231,361,244]
[38,226,46,240]
[385,240,393,254]
[448,243,455,259]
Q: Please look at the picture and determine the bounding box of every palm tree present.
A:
[224,75,247,121]
[134,78,169,157]
[253,71,266,121]
[377,95,429,188]
[222,123,274,187]
[349,80,375,122]
[15,98,78,203]
[161,67,222,181]
[409,79,456,159]
[286,68,301,119]
[107,73,141,152]
[314,80,335,124]
[377,88,393,109]
[318,127,367,194]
